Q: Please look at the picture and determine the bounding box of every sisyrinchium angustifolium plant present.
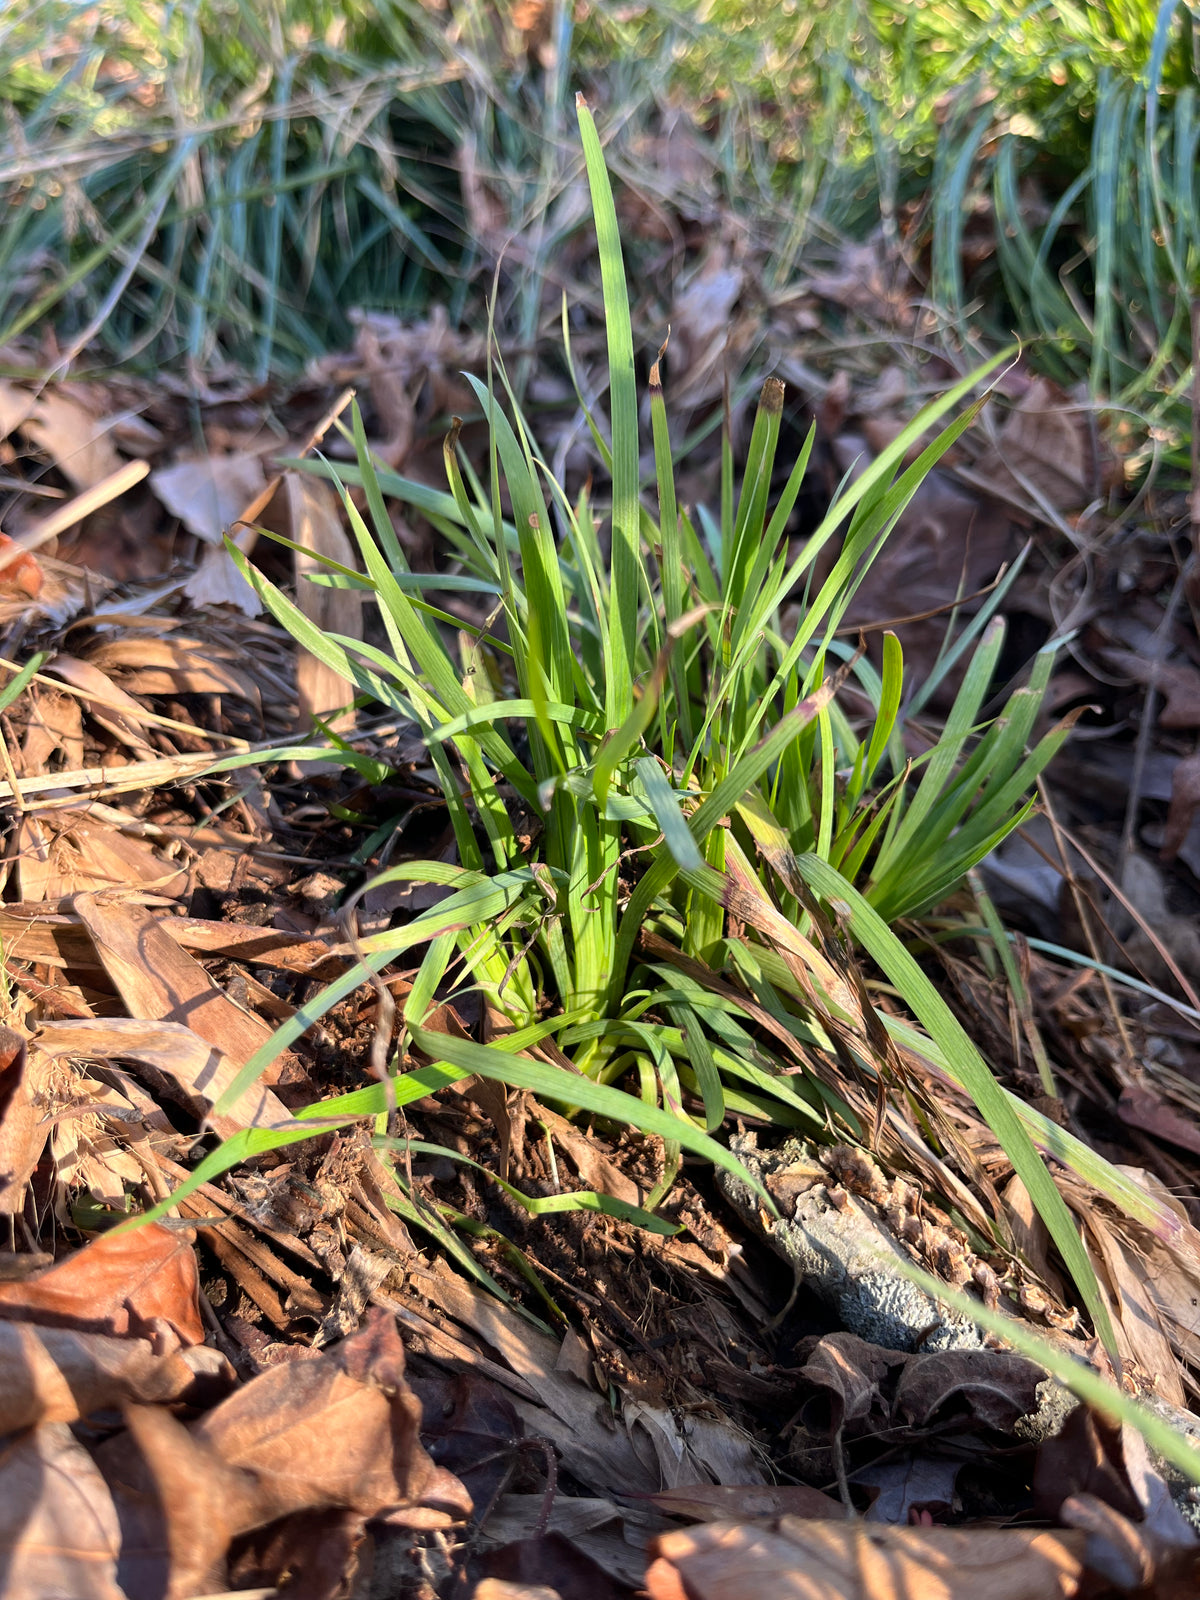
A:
[133,97,1163,1360]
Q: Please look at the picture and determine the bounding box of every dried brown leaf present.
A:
[35,1016,297,1140]
[1035,1409,1198,1592]
[1104,651,1200,729]
[148,452,268,543]
[0,377,38,440]
[1116,1168,1200,1375]
[859,1455,962,1526]
[472,1581,562,1600]
[39,1060,149,1208]
[272,473,363,731]
[624,1400,766,1490]
[650,1485,849,1523]
[195,1307,472,1527]
[162,915,346,977]
[0,1322,211,1433]
[0,1422,125,1599]
[0,1221,203,1345]
[793,1332,906,1437]
[182,538,263,615]
[971,378,1093,514]
[86,634,260,710]
[645,1519,1085,1600]
[394,1266,663,1497]
[893,1347,1044,1432]
[21,685,84,773]
[45,652,154,751]
[15,812,189,902]
[20,388,123,491]
[0,1027,40,1215]
[97,1402,253,1600]
[71,895,275,1069]
[668,244,746,409]
[229,1506,368,1600]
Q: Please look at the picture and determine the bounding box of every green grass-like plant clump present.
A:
[117,103,1178,1368]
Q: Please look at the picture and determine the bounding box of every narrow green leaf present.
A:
[409,1018,772,1207]
[794,853,1117,1362]
[634,757,704,870]
[576,94,639,724]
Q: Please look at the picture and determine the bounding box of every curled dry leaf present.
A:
[44,653,154,752]
[85,634,260,711]
[273,472,362,732]
[35,1016,298,1141]
[0,1026,39,1215]
[667,242,746,409]
[195,1307,471,1526]
[97,1401,255,1600]
[0,1288,464,1599]
[644,1518,1086,1600]
[790,1331,1045,1441]
[1103,650,1200,729]
[393,1265,663,1497]
[0,1221,203,1346]
[1035,1410,1199,1595]
[892,1346,1045,1432]
[70,895,277,1073]
[93,1308,471,1599]
[182,539,263,615]
[0,1322,213,1435]
[624,1400,765,1490]
[21,684,85,772]
[473,1579,578,1600]
[478,1492,666,1592]
[39,1058,149,1211]
[14,812,189,903]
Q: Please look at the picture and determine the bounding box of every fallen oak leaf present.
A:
[95,1402,256,1600]
[893,1346,1045,1431]
[86,1308,470,1600]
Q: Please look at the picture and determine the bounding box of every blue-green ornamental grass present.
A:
[6,0,1192,444]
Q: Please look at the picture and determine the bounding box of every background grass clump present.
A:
[5,0,1199,468]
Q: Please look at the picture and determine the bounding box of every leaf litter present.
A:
[1,124,1200,1600]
